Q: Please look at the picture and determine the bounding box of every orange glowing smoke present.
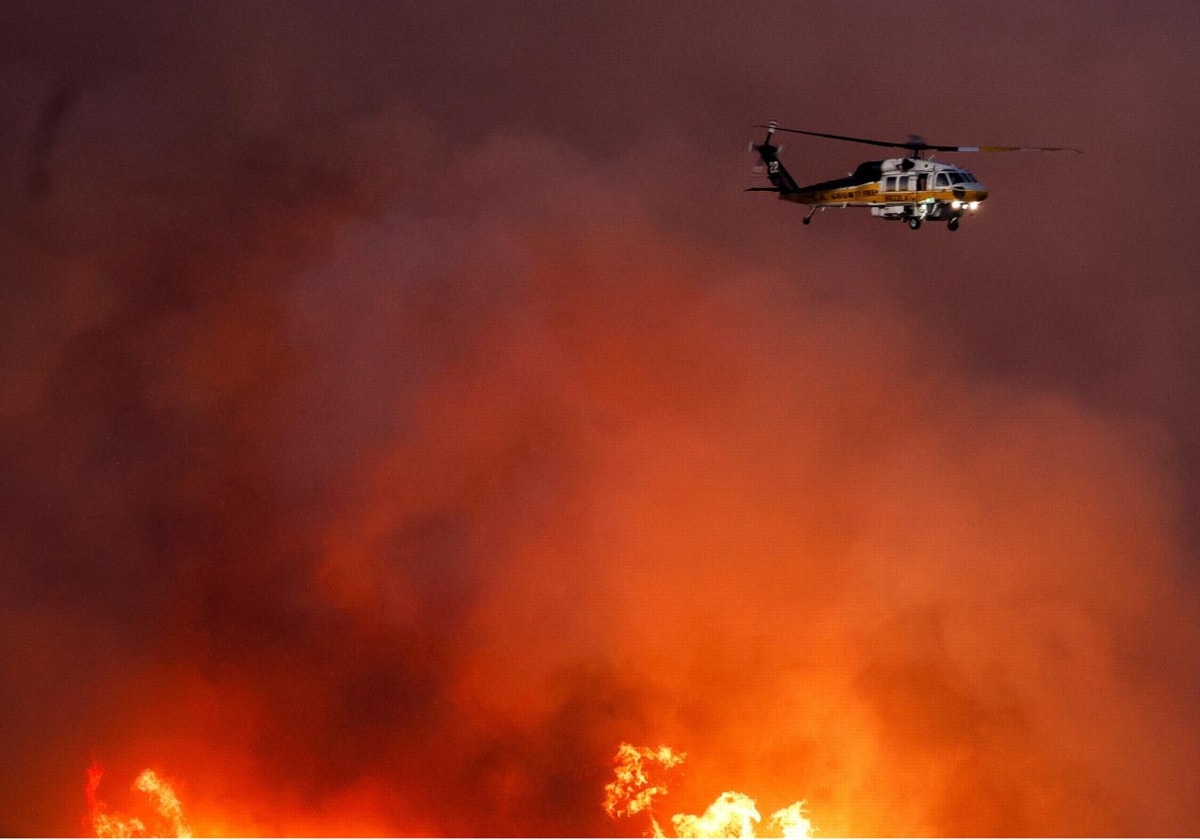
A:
[86,763,192,838]
[605,743,814,838]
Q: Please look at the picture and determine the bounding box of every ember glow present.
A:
[606,744,814,838]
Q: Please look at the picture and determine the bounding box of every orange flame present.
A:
[86,762,192,838]
[603,743,687,836]
[605,743,814,838]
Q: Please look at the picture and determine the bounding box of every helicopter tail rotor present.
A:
[747,120,801,196]
[747,140,764,175]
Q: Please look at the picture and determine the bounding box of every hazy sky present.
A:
[2,2,1199,835]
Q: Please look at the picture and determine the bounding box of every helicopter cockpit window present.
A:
[934,172,950,188]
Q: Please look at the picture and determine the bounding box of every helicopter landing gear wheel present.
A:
[802,216,811,225]
[907,217,922,231]
[947,216,960,232]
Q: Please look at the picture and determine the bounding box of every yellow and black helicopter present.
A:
[749,121,1080,231]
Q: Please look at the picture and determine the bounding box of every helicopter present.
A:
[749,121,1080,230]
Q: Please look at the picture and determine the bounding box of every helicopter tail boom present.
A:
[749,122,802,196]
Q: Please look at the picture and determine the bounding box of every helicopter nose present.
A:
[951,185,989,212]
[953,184,988,203]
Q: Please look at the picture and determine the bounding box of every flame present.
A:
[605,743,815,838]
[603,743,687,836]
[603,743,687,818]
[86,762,192,838]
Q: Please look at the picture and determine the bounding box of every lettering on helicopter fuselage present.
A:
[817,188,877,202]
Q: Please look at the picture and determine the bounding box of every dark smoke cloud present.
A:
[2,1,1199,836]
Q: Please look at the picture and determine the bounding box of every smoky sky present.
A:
[2,1,1200,836]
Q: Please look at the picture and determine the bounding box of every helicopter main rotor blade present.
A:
[755,125,1081,155]
[890,141,1082,154]
[755,125,908,149]
[956,144,1083,154]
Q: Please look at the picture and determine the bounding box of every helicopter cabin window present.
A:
[915,174,927,191]
[934,171,951,189]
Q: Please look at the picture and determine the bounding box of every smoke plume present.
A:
[2,1,1199,836]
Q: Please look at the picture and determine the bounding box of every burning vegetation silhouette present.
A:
[604,743,814,838]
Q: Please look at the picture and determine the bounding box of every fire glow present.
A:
[85,762,191,838]
[604,743,815,838]
[82,744,815,838]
